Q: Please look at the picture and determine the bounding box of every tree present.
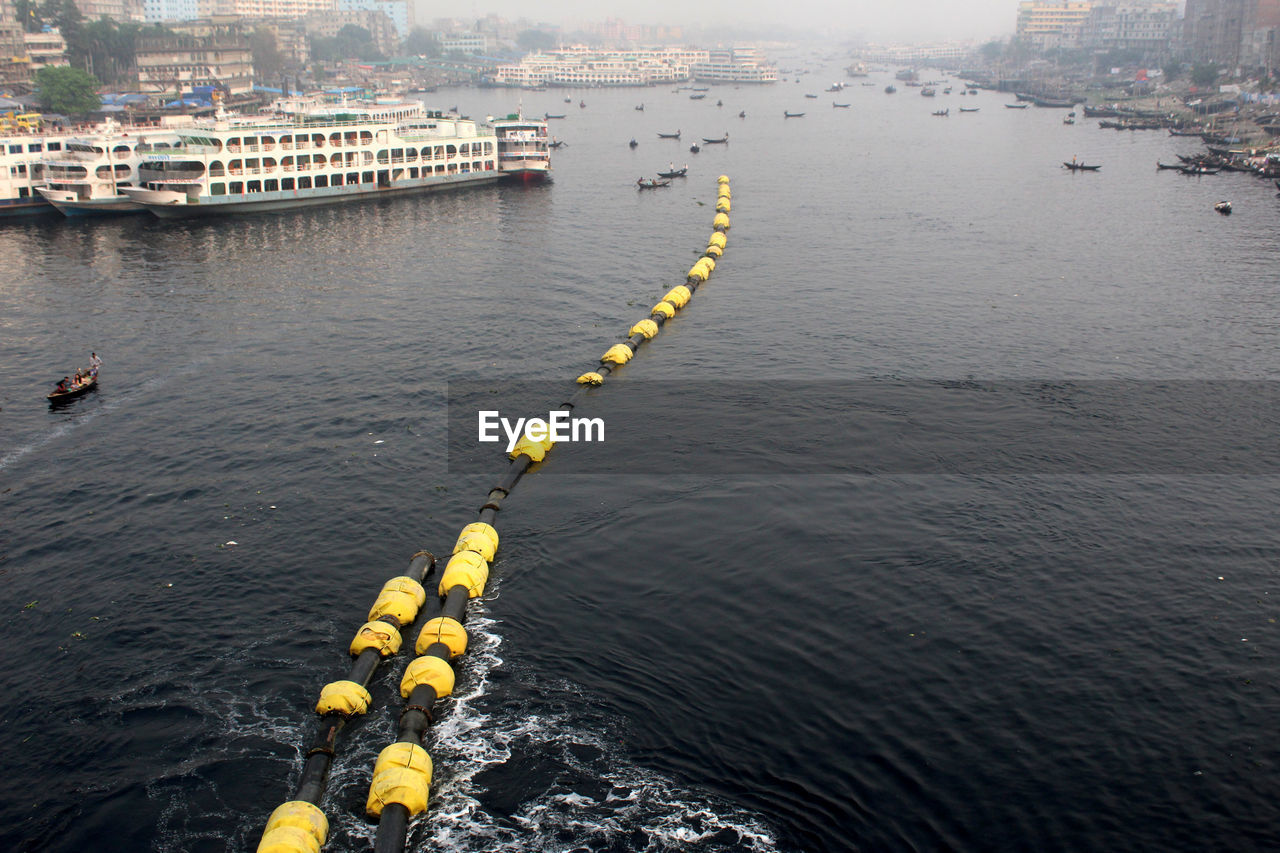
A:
[516,29,556,53]
[251,28,284,78]
[1162,61,1181,82]
[36,65,101,116]
[13,0,43,33]
[1191,63,1219,89]
[402,27,440,58]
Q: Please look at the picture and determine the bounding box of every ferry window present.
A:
[391,148,403,161]
[8,145,20,154]
[282,178,294,190]
[347,172,358,184]
[264,179,278,191]
[18,187,29,197]
[314,175,328,188]
[377,150,389,164]
[362,171,373,183]
[331,174,343,186]
[230,181,243,193]
[298,176,311,188]
[409,167,418,178]
[248,180,261,192]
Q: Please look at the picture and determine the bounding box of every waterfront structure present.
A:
[142,0,199,23]
[1016,1,1094,49]
[337,0,410,37]
[490,45,771,88]
[1184,0,1280,71]
[691,48,778,83]
[78,0,144,22]
[436,32,488,54]
[1082,3,1179,55]
[120,100,537,217]
[135,32,254,97]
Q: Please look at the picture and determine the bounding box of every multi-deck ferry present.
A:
[492,114,551,184]
[0,132,67,217]
[37,120,183,216]
[120,101,548,218]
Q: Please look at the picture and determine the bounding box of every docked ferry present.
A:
[492,114,551,183]
[0,132,67,217]
[120,101,544,218]
[37,120,183,216]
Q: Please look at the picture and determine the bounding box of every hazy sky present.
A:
[464,1,1018,43]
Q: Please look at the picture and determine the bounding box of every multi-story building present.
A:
[0,5,30,92]
[1016,1,1094,49]
[142,0,200,23]
[78,0,145,22]
[135,31,254,96]
[1082,3,1178,54]
[435,32,487,55]
[1183,0,1280,69]
[303,9,398,56]
[24,28,67,71]
[337,0,408,37]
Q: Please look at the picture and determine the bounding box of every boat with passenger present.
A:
[121,100,529,218]
[37,120,184,216]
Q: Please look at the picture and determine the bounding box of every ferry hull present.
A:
[38,187,146,217]
[127,173,502,219]
[0,196,57,218]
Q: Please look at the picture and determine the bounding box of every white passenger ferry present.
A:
[492,114,551,184]
[1,132,68,217]
[121,100,540,218]
[37,120,184,217]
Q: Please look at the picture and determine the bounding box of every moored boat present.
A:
[493,114,551,184]
[121,101,514,219]
[0,130,69,217]
[38,121,184,216]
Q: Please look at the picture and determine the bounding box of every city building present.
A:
[78,0,145,22]
[1082,3,1179,54]
[489,46,718,87]
[435,32,488,55]
[24,28,68,72]
[1183,0,1280,69]
[338,0,409,37]
[135,31,254,96]
[1016,1,1094,49]
[303,8,398,56]
[143,0,200,23]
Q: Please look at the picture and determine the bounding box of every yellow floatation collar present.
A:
[453,522,499,562]
[439,550,490,598]
[416,616,468,657]
[401,655,456,699]
[258,801,328,853]
[663,286,692,308]
[708,232,726,249]
[713,212,730,230]
[510,431,555,462]
[601,344,634,365]
[652,301,676,318]
[316,680,371,717]
[366,743,432,818]
[576,371,604,385]
[717,174,729,184]
[367,576,427,626]
[630,318,659,339]
[349,620,403,657]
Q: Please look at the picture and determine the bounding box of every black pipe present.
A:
[373,803,411,853]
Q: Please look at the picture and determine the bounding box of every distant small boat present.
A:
[932,109,949,116]
[548,140,566,149]
[637,178,670,189]
[544,113,566,120]
[657,130,681,139]
[784,111,804,118]
[629,139,638,149]
[702,134,729,143]
[833,102,850,108]
[1063,161,1100,171]
[564,96,571,103]
[1157,162,1183,170]
[885,85,897,94]
[690,94,706,100]
[959,107,979,112]
[657,167,688,178]
[1005,103,1028,109]
[635,104,644,111]
[738,110,746,118]
[805,94,818,99]
[1214,200,1232,214]
[716,100,723,107]
[689,143,700,153]
[579,100,586,108]
[1063,117,1075,124]
[921,87,936,96]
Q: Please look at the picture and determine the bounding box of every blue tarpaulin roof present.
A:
[165,98,210,108]
[253,85,283,94]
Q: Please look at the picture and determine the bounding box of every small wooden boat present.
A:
[629,139,638,149]
[689,144,700,153]
[932,109,949,116]
[1156,162,1183,170]
[690,94,706,100]
[805,94,818,99]
[548,140,566,149]
[701,135,729,143]
[884,85,897,94]
[1063,161,1100,171]
[959,107,979,112]
[637,178,671,189]
[48,373,97,403]
[716,100,723,107]
[738,111,746,118]
[579,100,586,108]
[783,112,804,118]
[635,104,644,111]
[1214,200,1232,214]
[657,130,681,139]
[657,167,688,178]
[1005,103,1028,109]
[544,113,566,120]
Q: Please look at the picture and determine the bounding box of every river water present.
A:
[2,52,1278,853]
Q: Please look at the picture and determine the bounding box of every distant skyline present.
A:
[465,0,1020,42]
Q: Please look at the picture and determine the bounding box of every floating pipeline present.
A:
[256,177,732,853]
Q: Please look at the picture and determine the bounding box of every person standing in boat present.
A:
[89,352,102,374]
